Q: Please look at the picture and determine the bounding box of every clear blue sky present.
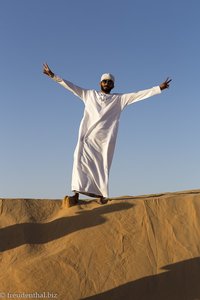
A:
[1,0,200,199]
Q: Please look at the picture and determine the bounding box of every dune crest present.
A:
[1,190,200,300]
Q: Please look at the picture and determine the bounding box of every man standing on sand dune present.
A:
[43,63,171,206]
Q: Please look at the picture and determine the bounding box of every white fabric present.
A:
[101,73,115,82]
[53,75,161,197]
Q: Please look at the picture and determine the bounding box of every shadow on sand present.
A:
[82,257,200,300]
[0,202,133,252]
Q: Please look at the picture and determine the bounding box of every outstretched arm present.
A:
[120,77,172,109]
[159,77,172,90]
[42,63,88,102]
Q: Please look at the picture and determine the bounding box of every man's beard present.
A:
[101,84,112,94]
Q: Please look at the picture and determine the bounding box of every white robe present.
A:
[53,76,161,197]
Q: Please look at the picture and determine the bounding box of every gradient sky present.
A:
[1,0,200,199]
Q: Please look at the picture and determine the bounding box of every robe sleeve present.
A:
[52,75,89,103]
[120,86,161,110]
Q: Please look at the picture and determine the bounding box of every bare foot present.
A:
[98,197,108,205]
[62,195,79,208]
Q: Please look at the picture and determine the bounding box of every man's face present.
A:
[100,79,114,94]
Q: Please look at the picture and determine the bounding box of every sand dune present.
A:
[1,190,200,300]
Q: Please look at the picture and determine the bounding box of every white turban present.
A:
[100,73,115,83]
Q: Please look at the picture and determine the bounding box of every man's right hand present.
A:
[43,63,54,78]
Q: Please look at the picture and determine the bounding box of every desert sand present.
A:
[1,189,200,300]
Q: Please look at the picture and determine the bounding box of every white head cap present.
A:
[100,73,115,83]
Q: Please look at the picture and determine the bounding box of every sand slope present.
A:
[1,190,200,300]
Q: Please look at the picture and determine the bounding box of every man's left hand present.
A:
[159,78,172,90]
